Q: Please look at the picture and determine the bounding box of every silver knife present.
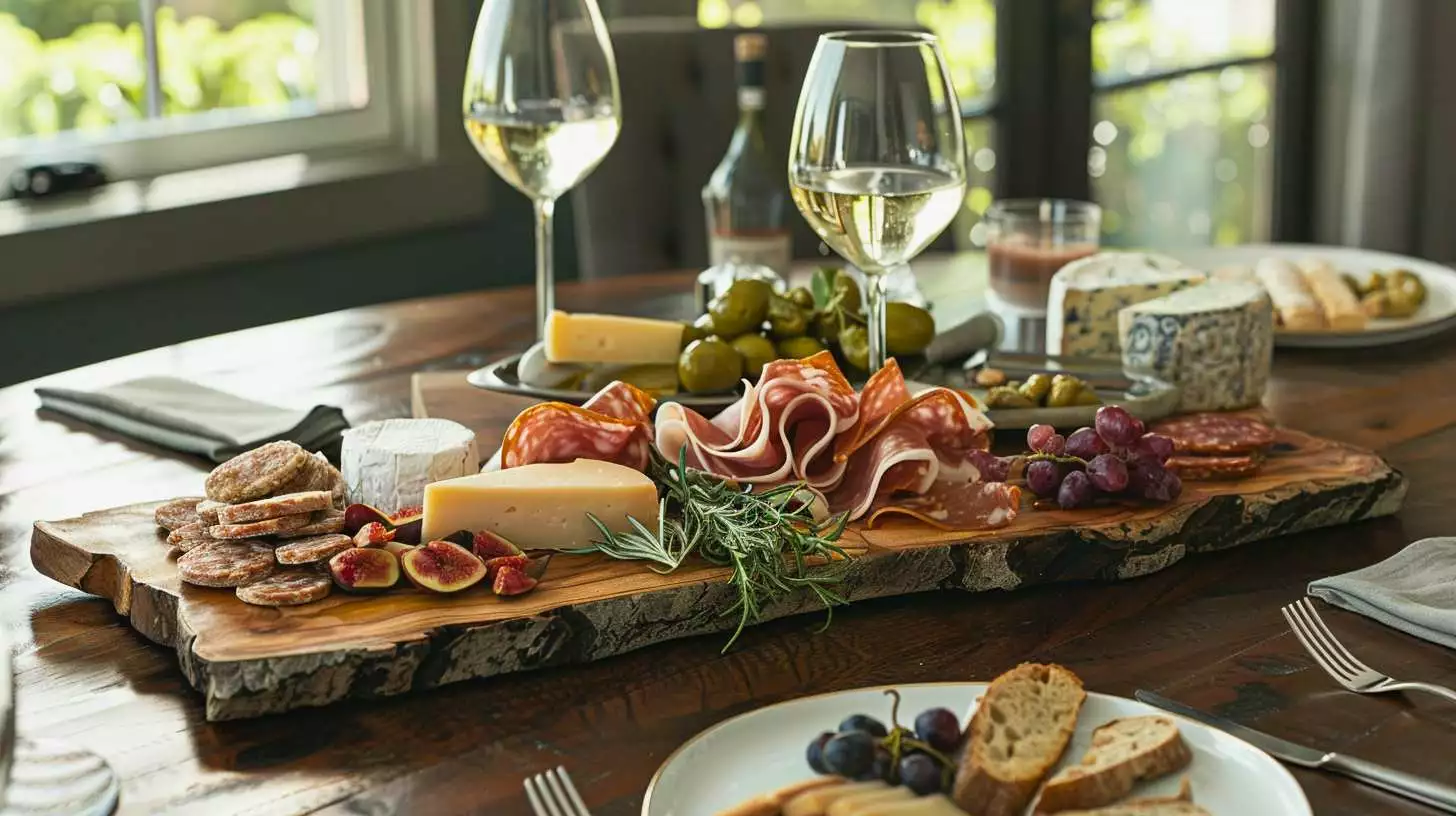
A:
[1136,690,1456,813]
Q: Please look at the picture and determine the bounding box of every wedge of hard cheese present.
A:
[420,458,660,547]
[544,310,686,365]
[1036,716,1192,813]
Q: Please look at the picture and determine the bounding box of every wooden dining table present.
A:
[5,253,1456,815]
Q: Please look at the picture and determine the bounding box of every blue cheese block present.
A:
[1046,252,1206,358]
[1118,280,1275,412]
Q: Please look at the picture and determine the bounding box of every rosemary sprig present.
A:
[585,447,850,652]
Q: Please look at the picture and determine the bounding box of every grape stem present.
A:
[878,689,958,784]
[1024,452,1088,466]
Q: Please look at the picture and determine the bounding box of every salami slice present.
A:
[1167,454,1262,481]
[236,570,332,607]
[500,381,658,471]
[276,509,347,538]
[274,533,353,565]
[166,521,215,552]
[216,490,332,524]
[154,497,203,531]
[205,441,311,503]
[865,481,1022,531]
[834,360,991,464]
[177,540,276,588]
[195,499,226,526]
[209,512,311,540]
[1150,414,1276,455]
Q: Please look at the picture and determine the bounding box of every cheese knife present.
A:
[1136,690,1456,813]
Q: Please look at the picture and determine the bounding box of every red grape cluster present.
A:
[1025,406,1181,509]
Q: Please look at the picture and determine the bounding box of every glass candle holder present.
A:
[984,199,1102,313]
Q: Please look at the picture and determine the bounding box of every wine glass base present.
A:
[2,737,119,816]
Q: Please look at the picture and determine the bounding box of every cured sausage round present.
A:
[1150,414,1275,455]
[500,381,657,471]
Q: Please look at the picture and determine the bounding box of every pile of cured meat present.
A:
[498,351,1021,531]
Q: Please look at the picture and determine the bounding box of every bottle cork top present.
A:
[735,33,767,61]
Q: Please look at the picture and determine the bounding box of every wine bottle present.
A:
[700,33,791,306]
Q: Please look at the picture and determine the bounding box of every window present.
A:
[0,0,399,181]
[694,0,1312,248]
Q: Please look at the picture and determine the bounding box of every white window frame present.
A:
[0,0,407,182]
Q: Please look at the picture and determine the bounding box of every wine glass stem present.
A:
[533,197,557,340]
[865,270,889,372]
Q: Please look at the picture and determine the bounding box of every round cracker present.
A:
[217,490,333,525]
[210,512,312,540]
[195,499,227,526]
[276,510,347,538]
[166,521,215,552]
[154,497,203,531]
[178,541,276,588]
[275,534,353,565]
[205,441,310,503]
[236,570,332,607]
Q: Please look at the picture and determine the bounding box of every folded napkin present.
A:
[36,376,349,463]
[1308,537,1456,649]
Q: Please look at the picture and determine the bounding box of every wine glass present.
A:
[788,31,967,372]
[464,0,622,340]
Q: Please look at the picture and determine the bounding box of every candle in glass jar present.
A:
[987,239,1100,312]
[983,199,1102,313]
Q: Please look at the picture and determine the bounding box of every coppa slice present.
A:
[216,490,333,525]
[236,570,332,607]
[204,440,311,503]
[952,663,1086,816]
[177,540,276,588]
[1036,716,1193,813]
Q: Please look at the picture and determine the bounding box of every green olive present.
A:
[837,324,871,371]
[787,286,816,311]
[1389,269,1427,306]
[884,302,935,356]
[677,338,744,394]
[1073,387,1103,406]
[832,274,863,311]
[681,321,710,348]
[809,309,843,342]
[1019,373,1052,404]
[708,279,773,338]
[1046,376,1082,408]
[767,295,809,339]
[1384,287,1422,318]
[776,336,827,359]
[985,386,1035,409]
[731,334,777,378]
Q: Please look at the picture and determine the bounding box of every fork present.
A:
[1282,598,1456,704]
[525,766,594,816]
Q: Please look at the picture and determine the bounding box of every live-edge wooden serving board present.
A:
[31,375,1407,721]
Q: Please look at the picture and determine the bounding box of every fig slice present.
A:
[484,555,529,582]
[473,530,523,560]
[401,541,486,593]
[343,503,392,535]
[391,517,423,544]
[353,521,396,548]
[492,564,539,596]
[381,540,416,559]
[329,547,400,592]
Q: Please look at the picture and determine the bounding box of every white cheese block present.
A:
[1118,280,1274,412]
[341,418,479,513]
[1046,252,1206,358]
[420,458,660,548]
[544,310,685,365]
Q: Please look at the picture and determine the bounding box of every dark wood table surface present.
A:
[5,256,1456,815]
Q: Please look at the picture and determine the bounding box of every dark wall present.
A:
[0,182,579,386]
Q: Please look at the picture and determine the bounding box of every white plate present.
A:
[1167,243,1456,348]
[642,682,1311,816]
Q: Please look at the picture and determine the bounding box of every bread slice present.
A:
[1036,715,1192,813]
[1055,779,1209,815]
[848,794,968,816]
[952,663,1087,816]
[782,780,892,816]
[714,777,847,816]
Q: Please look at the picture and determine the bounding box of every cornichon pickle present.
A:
[1019,374,1052,404]
[985,386,1035,409]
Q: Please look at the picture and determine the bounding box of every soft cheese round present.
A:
[1046,252,1206,357]
[340,418,480,515]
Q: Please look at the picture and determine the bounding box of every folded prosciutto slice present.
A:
[499,381,657,471]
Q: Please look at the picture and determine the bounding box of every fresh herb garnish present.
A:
[584,447,850,652]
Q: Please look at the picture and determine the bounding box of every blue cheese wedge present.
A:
[1118,280,1274,412]
[1046,252,1206,358]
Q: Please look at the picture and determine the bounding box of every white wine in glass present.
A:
[464,0,622,339]
[788,32,967,372]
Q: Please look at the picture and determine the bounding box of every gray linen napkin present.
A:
[1308,537,1456,649]
[36,376,349,463]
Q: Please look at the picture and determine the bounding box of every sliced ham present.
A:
[500,381,657,471]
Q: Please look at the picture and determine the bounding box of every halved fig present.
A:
[440,529,475,549]
[492,564,538,596]
[329,547,400,592]
[344,503,391,535]
[473,530,523,560]
[484,554,529,582]
[391,516,422,544]
[381,540,416,559]
[391,505,423,522]
[401,541,486,593]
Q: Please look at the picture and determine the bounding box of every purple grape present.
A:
[898,753,943,796]
[1057,470,1096,509]
[1043,433,1067,456]
[869,747,895,783]
[1094,405,1140,447]
[822,732,876,778]
[1131,463,1182,502]
[1131,432,1174,465]
[1085,453,1129,493]
[913,707,962,753]
[1026,460,1062,498]
[807,731,834,774]
[1065,427,1109,460]
[1027,424,1056,453]
[965,449,1011,482]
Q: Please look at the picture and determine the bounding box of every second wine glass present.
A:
[464,0,622,340]
[788,31,966,373]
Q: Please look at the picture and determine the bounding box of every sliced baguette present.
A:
[1056,778,1208,815]
[1036,715,1192,813]
[952,663,1087,816]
